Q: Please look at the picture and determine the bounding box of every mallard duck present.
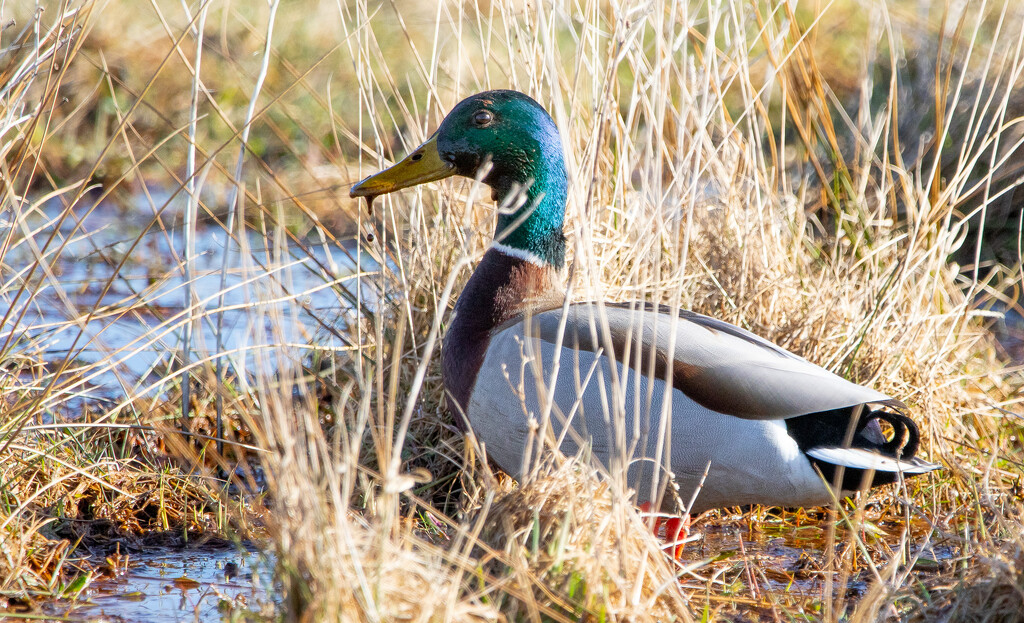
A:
[350,90,938,514]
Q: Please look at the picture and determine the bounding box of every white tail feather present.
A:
[806,447,939,474]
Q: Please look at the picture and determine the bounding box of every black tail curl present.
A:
[785,404,928,491]
[865,407,920,458]
[786,404,922,459]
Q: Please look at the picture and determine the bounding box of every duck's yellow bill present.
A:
[349,134,456,198]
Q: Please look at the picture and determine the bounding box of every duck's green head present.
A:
[351,90,567,267]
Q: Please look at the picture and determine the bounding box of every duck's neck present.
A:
[442,249,564,426]
[456,248,565,326]
[442,145,568,424]
[488,143,568,269]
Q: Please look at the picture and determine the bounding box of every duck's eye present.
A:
[472,110,494,127]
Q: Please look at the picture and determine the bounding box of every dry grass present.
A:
[1,0,1022,621]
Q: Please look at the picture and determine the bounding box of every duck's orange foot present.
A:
[639,502,691,559]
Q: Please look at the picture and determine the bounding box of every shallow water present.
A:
[4,194,380,413]
[48,547,273,623]
[677,514,957,606]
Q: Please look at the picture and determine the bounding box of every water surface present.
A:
[65,547,273,623]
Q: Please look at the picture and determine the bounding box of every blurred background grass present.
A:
[12,0,1022,264]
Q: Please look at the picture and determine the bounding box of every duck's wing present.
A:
[523,301,901,421]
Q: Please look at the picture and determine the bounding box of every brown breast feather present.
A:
[442,250,564,428]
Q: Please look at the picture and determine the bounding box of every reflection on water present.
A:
[3,194,381,413]
[68,547,273,623]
